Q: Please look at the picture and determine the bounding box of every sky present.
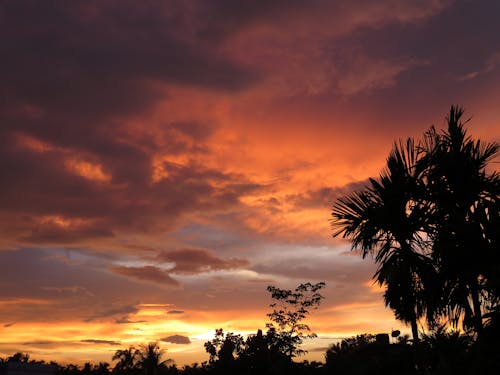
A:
[1,0,500,367]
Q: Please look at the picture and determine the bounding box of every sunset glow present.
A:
[1,0,500,367]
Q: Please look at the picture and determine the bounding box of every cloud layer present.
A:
[1,0,500,366]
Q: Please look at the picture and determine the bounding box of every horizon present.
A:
[1,0,500,368]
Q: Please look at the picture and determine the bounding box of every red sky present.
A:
[1,0,500,366]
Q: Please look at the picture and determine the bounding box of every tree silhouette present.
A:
[238,329,271,371]
[420,106,500,335]
[204,329,244,366]
[266,282,325,358]
[7,353,30,363]
[112,347,139,375]
[332,106,500,338]
[136,343,171,375]
[332,140,436,341]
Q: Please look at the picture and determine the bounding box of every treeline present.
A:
[2,279,499,374]
[2,324,499,375]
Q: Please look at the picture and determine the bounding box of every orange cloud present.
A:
[64,158,111,183]
[21,215,113,244]
[16,133,54,153]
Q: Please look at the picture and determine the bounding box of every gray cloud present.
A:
[115,317,147,324]
[81,339,121,346]
[286,181,370,210]
[85,304,140,322]
[161,335,191,345]
[156,248,249,275]
[109,265,180,286]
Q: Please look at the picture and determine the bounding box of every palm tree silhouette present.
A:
[112,347,139,375]
[333,106,500,339]
[332,139,437,341]
[421,106,500,335]
[137,343,171,375]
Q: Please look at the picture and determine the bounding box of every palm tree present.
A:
[333,106,500,339]
[137,343,171,375]
[332,139,437,341]
[112,347,139,375]
[420,106,500,335]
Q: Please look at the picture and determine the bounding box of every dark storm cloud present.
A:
[156,248,249,274]
[0,0,266,249]
[160,334,191,344]
[0,0,258,115]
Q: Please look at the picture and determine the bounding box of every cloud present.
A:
[249,245,380,311]
[203,0,449,97]
[286,181,369,210]
[21,216,114,244]
[114,317,147,324]
[167,310,185,315]
[0,1,258,112]
[161,335,191,345]
[156,248,249,274]
[0,248,181,324]
[22,340,66,347]
[336,57,428,96]
[40,286,95,297]
[81,339,121,346]
[458,51,500,81]
[0,127,265,248]
[110,266,180,286]
[0,0,268,251]
[85,304,140,322]
[198,0,450,42]
[0,0,463,252]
